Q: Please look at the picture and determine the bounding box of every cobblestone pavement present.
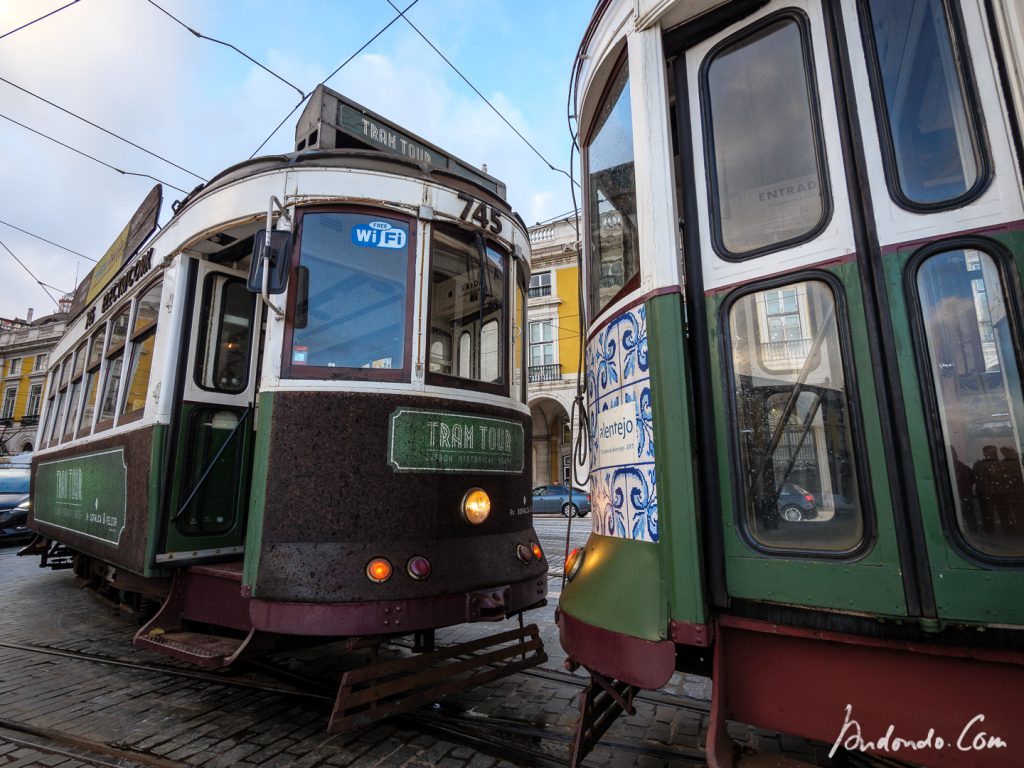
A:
[0,521,843,768]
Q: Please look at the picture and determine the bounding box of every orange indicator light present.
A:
[366,558,393,583]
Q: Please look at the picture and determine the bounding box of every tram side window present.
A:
[78,327,106,437]
[40,371,57,445]
[98,307,131,427]
[288,211,410,375]
[861,0,986,208]
[195,276,252,393]
[62,342,87,439]
[43,364,66,447]
[586,55,640,314]
[427,225,507,388]
[915,249,1024,558]
[50,357,72,445]
[122,280,163,419]
[727,280,865,552]
[703,13,829,257]
[514,271,527,403]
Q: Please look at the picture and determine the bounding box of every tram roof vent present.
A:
[295,85,506,200]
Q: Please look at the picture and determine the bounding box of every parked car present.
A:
[0,462,31,542]
[776,483,818,522]
[532,484,591,517]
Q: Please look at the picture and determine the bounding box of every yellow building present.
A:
[0,310,66,455]
[527,216,588,490]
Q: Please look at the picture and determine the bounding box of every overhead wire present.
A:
[145,0,305,100]
[248,0,422,159]
[383,0,580,189]
[0,75,206,183]
[0,112,189,195]
[0,0,81,43]
[0,239,65,309]
[0,220,95,263]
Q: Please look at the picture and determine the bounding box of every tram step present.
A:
[135,628,251,668]
[329,623,547,732]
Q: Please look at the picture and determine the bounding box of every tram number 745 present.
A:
[458,191,502,234]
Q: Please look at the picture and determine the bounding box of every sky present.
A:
[0,0,594,321]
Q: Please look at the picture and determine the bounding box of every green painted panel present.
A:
[35,449,127,544]
[559,533,666,641]
[645,294,707,626]
[243,391,273,589]
[388,408,524,474]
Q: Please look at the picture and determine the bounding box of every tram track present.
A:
[0,638,917,768]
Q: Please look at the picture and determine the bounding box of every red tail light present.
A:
[805,494,814,502]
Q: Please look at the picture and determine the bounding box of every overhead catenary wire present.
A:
[0,112,189,195]
[0,220,95,263]
[145,0,305,101]
[0,75,206,183]
[384,0,580,189]
[0,0,81,43]
[248,0,422,159]
[0,239,66,310]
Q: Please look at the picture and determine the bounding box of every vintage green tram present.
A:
[559,0,1024,765]
[27,86,546,729]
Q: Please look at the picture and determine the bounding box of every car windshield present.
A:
[0,469,29,493]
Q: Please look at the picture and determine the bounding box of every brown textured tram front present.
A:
[252,391,542,604]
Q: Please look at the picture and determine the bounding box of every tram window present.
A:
[427,225,507,389]
[727,280,865,552]
[98,307,131,426]
[62,342,88,439]
[916,249,1024,558]
[195,276,252,394]
[703,13,829,257]
[41,370,59,446]
[287,211,410,376]
[514,274,527,403]
[862,0,986,208]
[122,280,163,418]
[78,327,107,436]
[177,408,242,536]
[586,56,640,315]
[50,357,71,445]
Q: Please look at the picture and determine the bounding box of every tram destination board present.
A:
[388,408,524,474]
[294,85,506,198]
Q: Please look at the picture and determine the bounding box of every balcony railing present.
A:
[528,285,552,299]
[20,415,39,427]
[761,338,813,363]
[529,364,561,383]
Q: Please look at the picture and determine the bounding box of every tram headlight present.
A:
[366,557,393,583]
[565,547,585,581]
[461,488,491,525]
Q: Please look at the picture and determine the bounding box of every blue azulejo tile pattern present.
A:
[586,304,658,543]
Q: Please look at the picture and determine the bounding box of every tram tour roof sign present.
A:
[294,85,506,199]
[66,184,162,321]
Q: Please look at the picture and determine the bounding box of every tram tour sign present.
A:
[33,449,128,545]
[388,408,524,474]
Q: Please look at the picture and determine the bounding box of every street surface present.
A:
[0,517,847,767]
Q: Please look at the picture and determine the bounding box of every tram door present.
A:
[677,0,1024,623]
[157,259,259,564]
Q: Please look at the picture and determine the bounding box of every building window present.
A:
[34,353,47,372]
[8,358,21,376]
[26,383,41,417]
[529,271,552,298]
[1,386,16,420]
